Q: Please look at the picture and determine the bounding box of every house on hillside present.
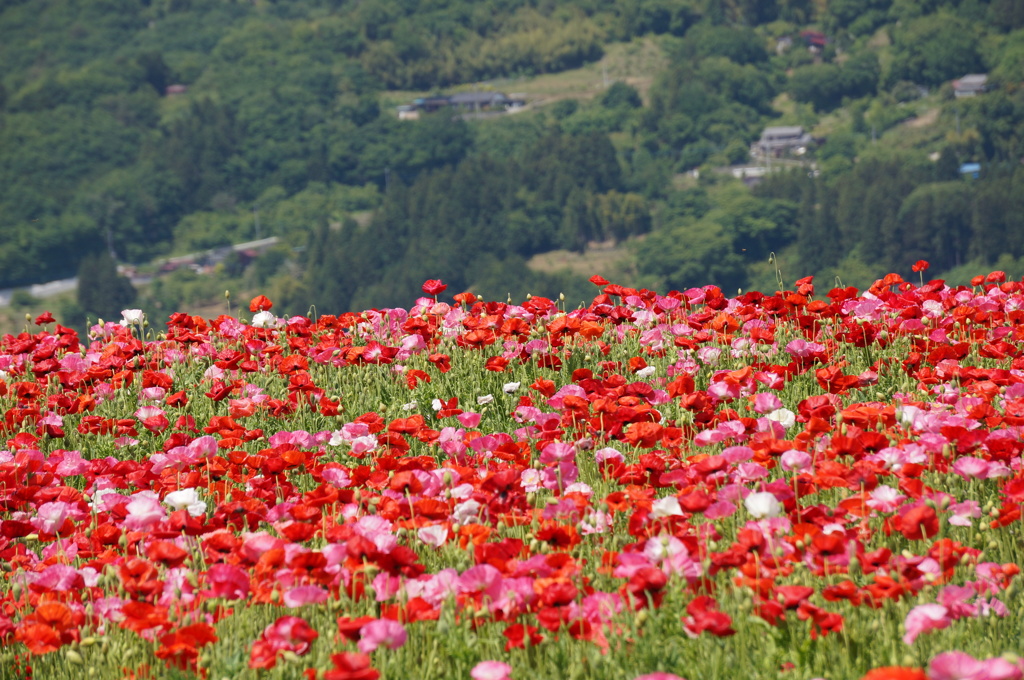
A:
[397,91,526,119]
[413,96,456,113]
[799,30,828,52]
[752,126,814,158]
[449,91,510,111]
[953,74,988,98]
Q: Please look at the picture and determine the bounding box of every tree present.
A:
[636,218,747,292]
[896,182,973,272]
[685,24,767,64]
[825,0,893,32]
[789,53,878,112]
[601,82,642,110]
[77,251,137,322]
[990,0,1024,30]
[136,51,172,95]
[888,12,984,87]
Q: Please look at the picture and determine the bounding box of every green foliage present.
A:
[601,81,642,109]
[637,182,798,292]
[592,191,652,241]
[548,99,580,120]
[143,266,230,316]
[614,0,700,38]
[641,49,777,173]
[789,52,880,112]
[989,0,1024,30]
[824,0,892,32]
[561,105,631,135]
[968,166,1024,263]
[76,251,137,323]
[896,181,973,271]
[636,217,747,292]
[682,23,769,65]
[8,289,39,310]
[958,88,1024,162]
[3,0,1024,312]
[888,12,985,87]
[295,129,633,313]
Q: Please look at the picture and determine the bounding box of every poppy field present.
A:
[1,269,1023,680]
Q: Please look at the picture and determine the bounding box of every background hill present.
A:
[2,0,1024,327]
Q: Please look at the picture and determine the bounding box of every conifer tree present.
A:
[77,252,137,322]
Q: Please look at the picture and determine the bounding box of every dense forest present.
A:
[2,0,1024,322]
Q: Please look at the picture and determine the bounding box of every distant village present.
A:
[739,70,989,185]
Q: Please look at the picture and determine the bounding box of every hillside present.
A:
[2,0,1024,326]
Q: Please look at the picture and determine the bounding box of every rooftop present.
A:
[761,126,806,138]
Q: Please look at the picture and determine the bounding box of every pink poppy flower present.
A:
[928,651,1023,680]
[753,392,783,414]
[372,573,401,602]
[204,564,250,600]
[928,652,987,680]
[123,491,166,531]
[283,585,329,608]
[31,501,71,534]
[457,412,482,428]
[539,441,576,464]
[904,604,951,644]
[948,501,981,527]
[357,619,407,653]
[472,661,513,680]
[952,458,993,480]
[978,658,1024,680]
[703,501,737,519]
[240,532,285,562]
[31,564,85,592]
[417,524,448,548]
[780,449,812,473]
[866,485,906,513]
[53,450,89,477]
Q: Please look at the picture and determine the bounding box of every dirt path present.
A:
[905,107,940,128]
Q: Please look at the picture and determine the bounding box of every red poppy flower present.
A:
[422,279,447,295]
[683,596,735,638]
[900,505,939,540]
[249,295,273,312]
[325,652,380,680]
[503,623,543,650]
[860,667,926,680]
[155,623,217,672]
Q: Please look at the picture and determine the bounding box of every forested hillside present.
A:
[2,0,1024,322]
